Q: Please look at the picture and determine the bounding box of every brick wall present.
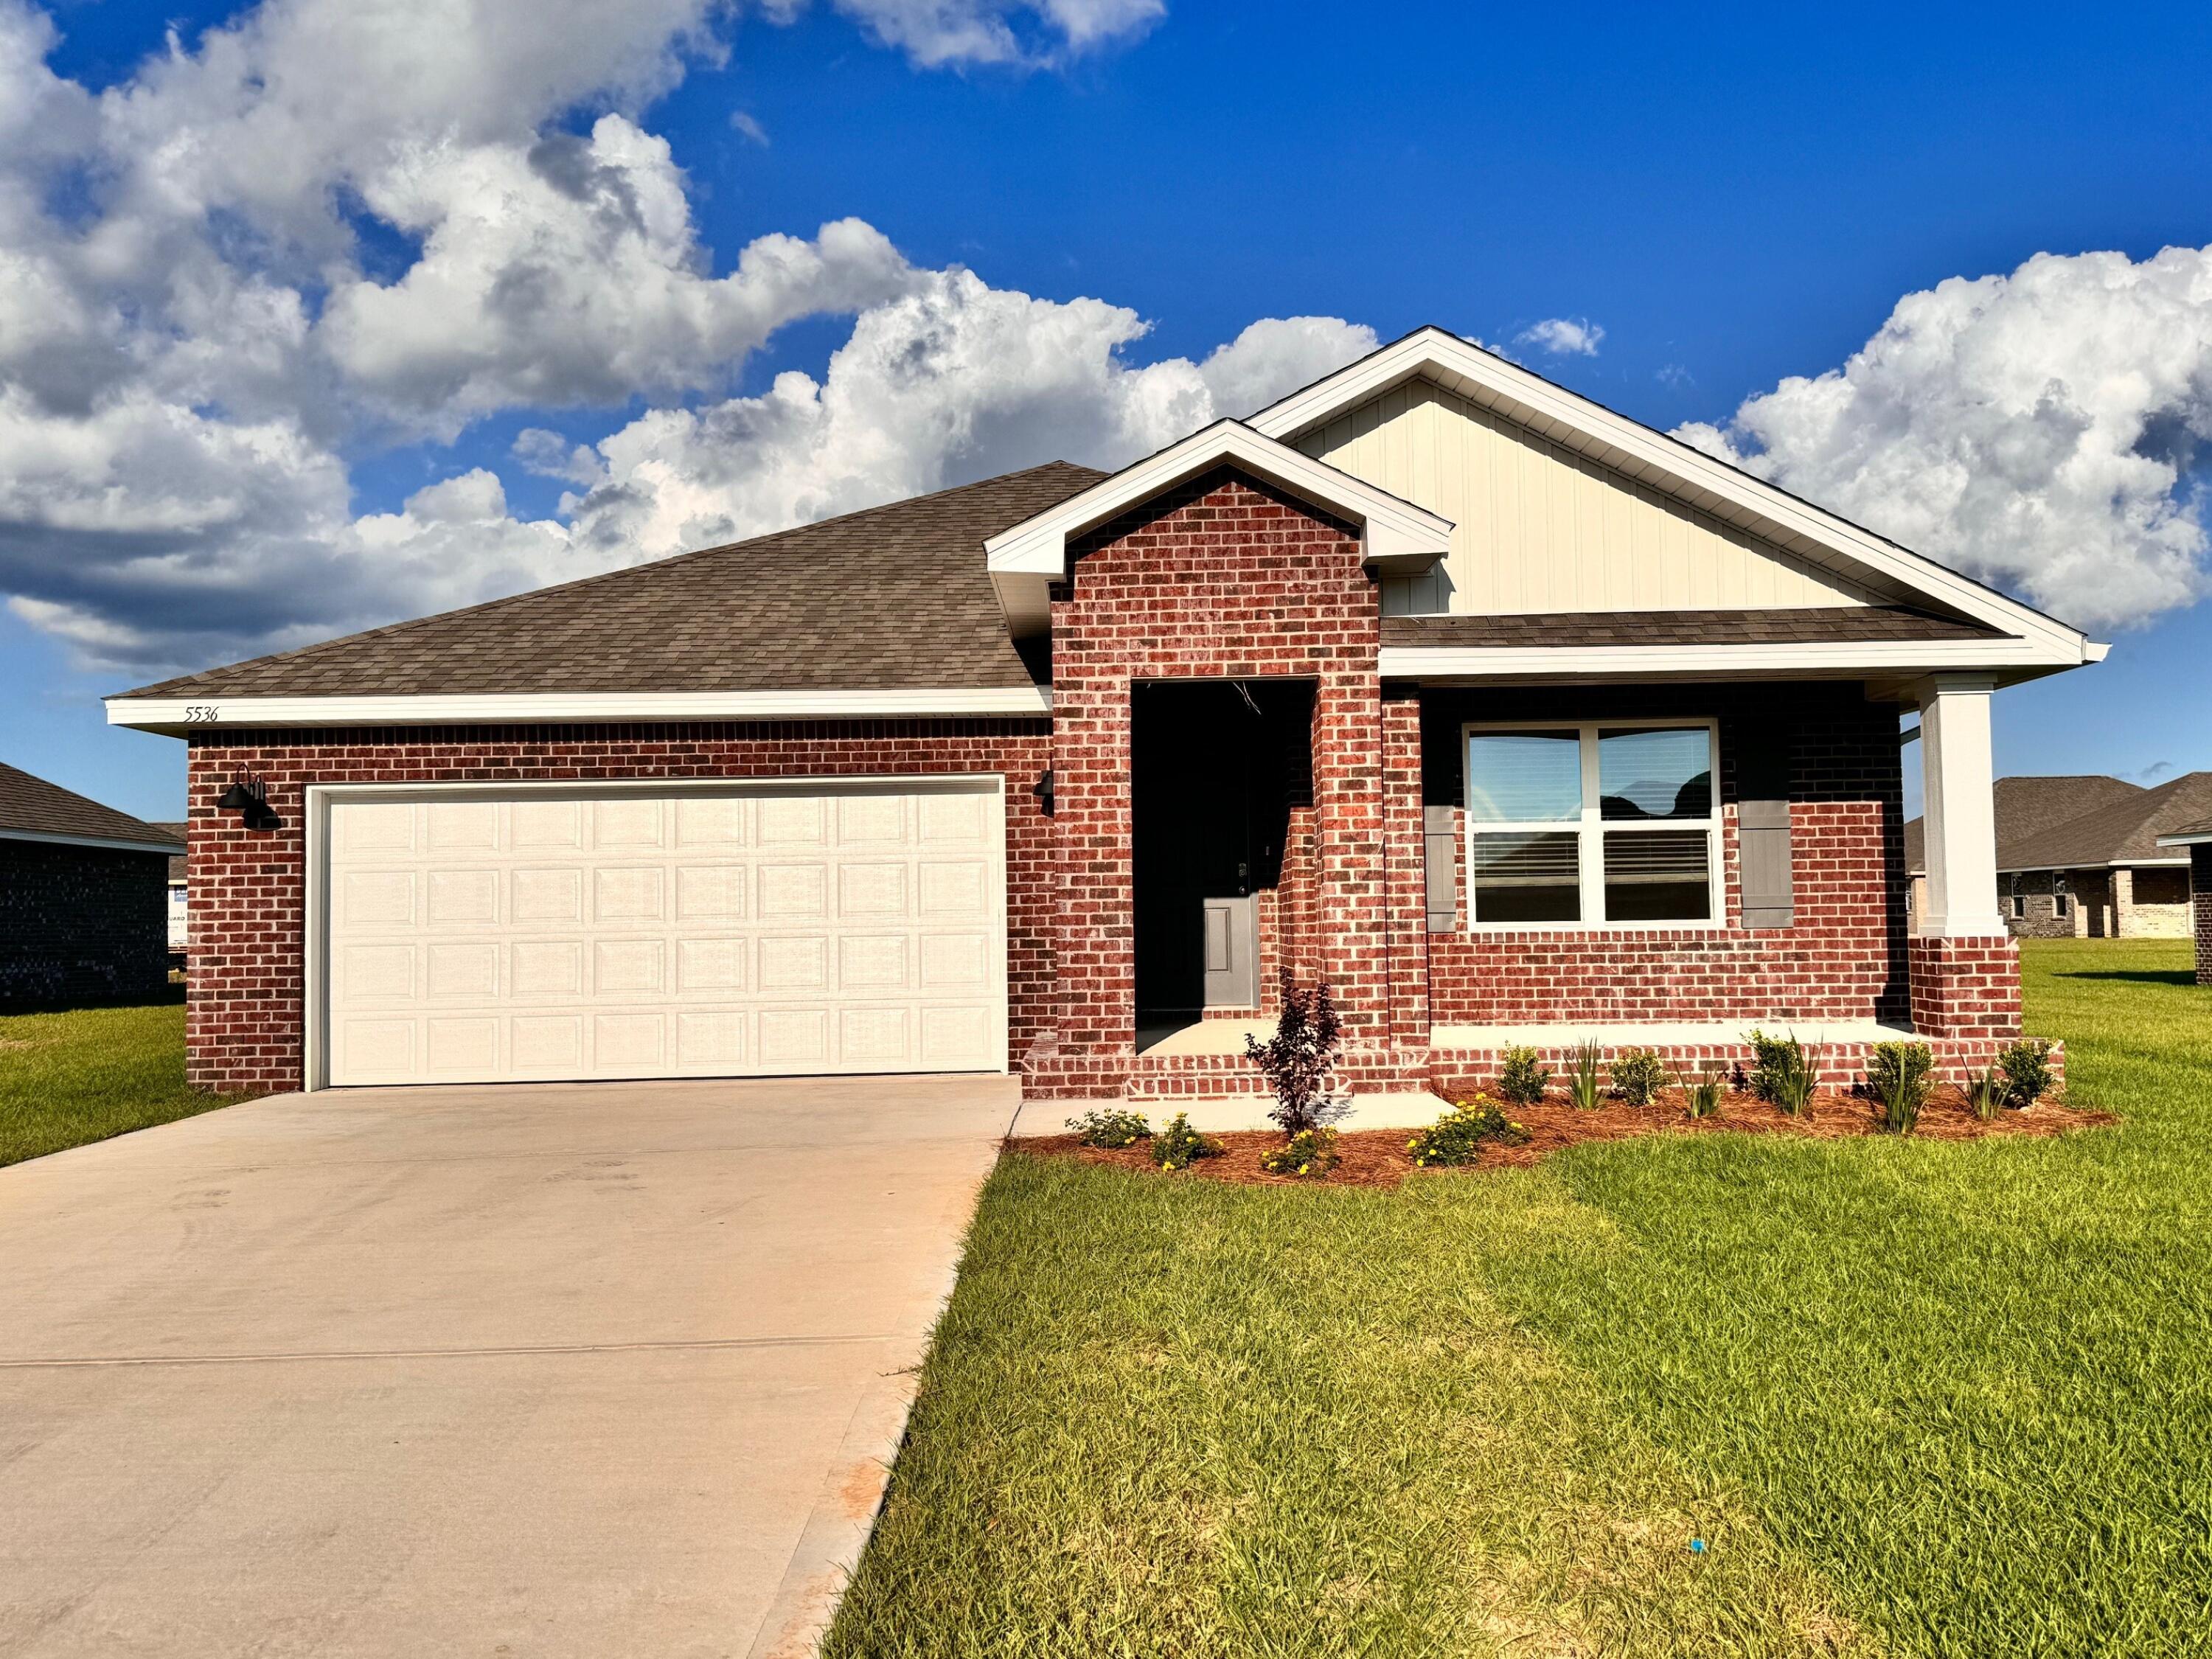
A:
[2195,846,2211,987]
[1026,467,1394,1098]
[0,840,173,1010]
[1419,684,1915,1029]
[182,720,1052,1094]
[1905,933,2023,1044]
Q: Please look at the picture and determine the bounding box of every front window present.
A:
[1464,721,1717,927]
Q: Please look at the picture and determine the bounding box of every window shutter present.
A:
[1736,734,1794,929]
[1423,805,1458,932]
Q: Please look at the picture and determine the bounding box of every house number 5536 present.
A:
[184,705,220,723]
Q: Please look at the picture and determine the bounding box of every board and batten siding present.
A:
[1297,378,1878,616]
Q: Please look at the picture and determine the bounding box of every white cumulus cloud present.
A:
[1676,246,2212,631]
[1517,317,1604,357]
[537,274,1375,566]
[0,0,1382,678]
[822,0,1163,67]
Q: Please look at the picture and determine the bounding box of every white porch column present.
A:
[1916,674,2007,938]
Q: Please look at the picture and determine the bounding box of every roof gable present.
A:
[1251,328,2098,668]
[984,420,1451,637]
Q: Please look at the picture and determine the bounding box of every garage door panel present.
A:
[756,796,825,846]
[324,782,1005,1085]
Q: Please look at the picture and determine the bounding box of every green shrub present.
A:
[1868,1040,1935,1134]
[1998,1038,2056,1109]
[1065,1107,1151,1148]
[1744,1028,1806,1103]
[1259,1126,1340,1178]
[1765,1038,1820,1118]
[1566,1040,1604,1110]
[1151,1112,1223,1171]
[1405,1096,1530,1168]
[1679,1063,1728,1119]
[1496,1046,1551,1106]
[1966,1066,2006,1122]
[1610,1048,1666,1107]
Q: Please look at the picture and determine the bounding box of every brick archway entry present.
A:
[1022,467,1429,1101]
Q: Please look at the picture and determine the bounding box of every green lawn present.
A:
[828,940,2212,1658]
[0,998,241,1168]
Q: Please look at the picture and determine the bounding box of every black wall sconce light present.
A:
[1032,768,1055,817]
[215,769,280,831]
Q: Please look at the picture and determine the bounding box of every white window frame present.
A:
[1461,717,1722,932]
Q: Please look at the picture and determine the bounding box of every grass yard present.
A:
[0,997,240,1168]
[828,939,2212,1658]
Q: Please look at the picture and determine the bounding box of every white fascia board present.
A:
[984,419,1453,591]
[2156,830,2212,848]
[105,686,1054,734]
[0,827,185,857]
[1252,330,2097,661]
[1379,636,2091,682]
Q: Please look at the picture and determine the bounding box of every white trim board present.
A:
[106,686,1054,734]
[1253,328,2101,668]
[0,827,185,857]
[984,419,1452,636]
[1380,637,2098,686]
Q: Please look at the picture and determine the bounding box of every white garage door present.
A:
[319,779,1006,1087]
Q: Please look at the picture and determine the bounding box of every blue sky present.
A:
[7,0,2211,821]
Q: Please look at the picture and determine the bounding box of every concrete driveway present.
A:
[0,1075,1016,1658]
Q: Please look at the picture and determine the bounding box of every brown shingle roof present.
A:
[2157,815,2212,845]
[1380,607,2009,650]
[121,462,1105,700]
[0,764,184,852]
[1905,774,2148,874]
[2001,771,2212,870]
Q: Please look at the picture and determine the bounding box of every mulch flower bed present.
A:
[1017,1088,2115,1189]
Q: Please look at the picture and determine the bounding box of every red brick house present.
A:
[0,762,185,1009]
[106,330,2102,1112]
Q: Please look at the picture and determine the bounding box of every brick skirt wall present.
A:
[183,720,1053,1095]
[0,841,173,1010]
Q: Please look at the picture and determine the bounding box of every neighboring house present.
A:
[1904,773,2175,939]
[2154,818,2212,986]
[1994,773,2211,939]
[2000,772,2212,939]
[105,328,2104,1102]
[150,821,190,959]
[0,763,187,1009]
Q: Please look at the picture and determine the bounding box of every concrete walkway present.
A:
[0,1075,1016,1658]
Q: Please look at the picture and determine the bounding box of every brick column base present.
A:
[2194,846,2211,987]
[1907,933,2023,1045]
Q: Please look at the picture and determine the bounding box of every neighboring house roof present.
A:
[116,462,1102,707]
[2000,771,2212,871]
[1382,607,2003,650]
[0,763,186,855]
[150,821,189,882]
[1904,774,2147,876]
